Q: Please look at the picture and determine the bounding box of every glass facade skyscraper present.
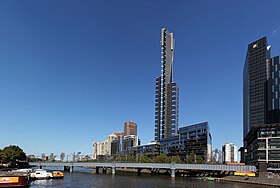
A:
[155,28,179,142]
[243,37,280,168]
[243,37,270,147]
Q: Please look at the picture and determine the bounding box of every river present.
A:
[30,167,268,188]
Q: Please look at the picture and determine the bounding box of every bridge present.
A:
[29,162,256,178]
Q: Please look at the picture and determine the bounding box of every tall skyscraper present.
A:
[155,28,179,142]
[243,37,280,168]
[267,56,280,123]
[243,37,270,147]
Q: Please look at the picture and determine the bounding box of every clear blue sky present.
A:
[0,0,280,157]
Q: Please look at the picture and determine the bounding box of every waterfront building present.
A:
[222,143,238,164]
[243,37,270,146]
[159,122,212,162]
[111,135,124,157]
[179,122,212,162]
[160,135,183,156]
[124,121,137,136]
[155,28,179,142]
[96,133,117,159]
[243,37,280,170]
[111,134,139,158]
[137,141,160,158]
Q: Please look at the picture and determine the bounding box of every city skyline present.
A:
[0,1,280,156]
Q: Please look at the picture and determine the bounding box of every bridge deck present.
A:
[29,162,256,172]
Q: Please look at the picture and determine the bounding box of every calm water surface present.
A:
[30,167,269,188]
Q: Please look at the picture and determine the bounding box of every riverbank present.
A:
[118,169,280,187]
[219,175,280,187]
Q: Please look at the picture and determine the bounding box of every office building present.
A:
[243,37,270,145]
[243,37,280,169]
[222,143,238,164]
[124,121,137,136]
[267,56,280,123]
[155,28,179,142]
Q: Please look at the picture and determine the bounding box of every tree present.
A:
[0,145,26,164]
[140,156,154,163]
[171,155,181,163]
[60,152,65,162]
[185,151,204,164]
[154,153,170,163]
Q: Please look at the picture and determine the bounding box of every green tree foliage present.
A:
[154,153,170,163]
[171,155,181,163]
[0,145,26,164]
[185,151,204,164]
[140,156,153,163]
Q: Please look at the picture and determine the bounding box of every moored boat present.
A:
[52,171,64,179]
[30,169,52,180]
[0,172,30,187]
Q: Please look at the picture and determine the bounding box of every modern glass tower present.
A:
[243,37,270,147]
[267,56,280,123]
[243,37,280,167]
[155,28,179,142]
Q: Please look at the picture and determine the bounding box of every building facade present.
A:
[243,37,280,169]
[267,56,280,123]
[124,121,137,136]
[222,143,238,164]
[159,122,212,162]
[179,122,212,162]
[155,28,179,142]
[243,37,270,147]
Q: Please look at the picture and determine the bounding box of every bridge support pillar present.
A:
[39,165,42,169]
[137,168,142,176]
[103,168,107,174]
[112,167,116,175]
[171,168,176,178]
[96,167,100,174]
[64,166,70,172]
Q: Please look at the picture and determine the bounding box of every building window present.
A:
[276,64,278,72]
[276,91,278,99]
[276,78,278,86]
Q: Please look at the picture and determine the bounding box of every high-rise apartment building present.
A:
[222,143,238,164]
[155,28,179,142]
[124,121,137,136]
[243,37,280,169]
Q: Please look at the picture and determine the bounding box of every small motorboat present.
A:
[30,169,53,180]
[52,171,64,179]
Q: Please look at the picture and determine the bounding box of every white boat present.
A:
[30,169,53,179]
